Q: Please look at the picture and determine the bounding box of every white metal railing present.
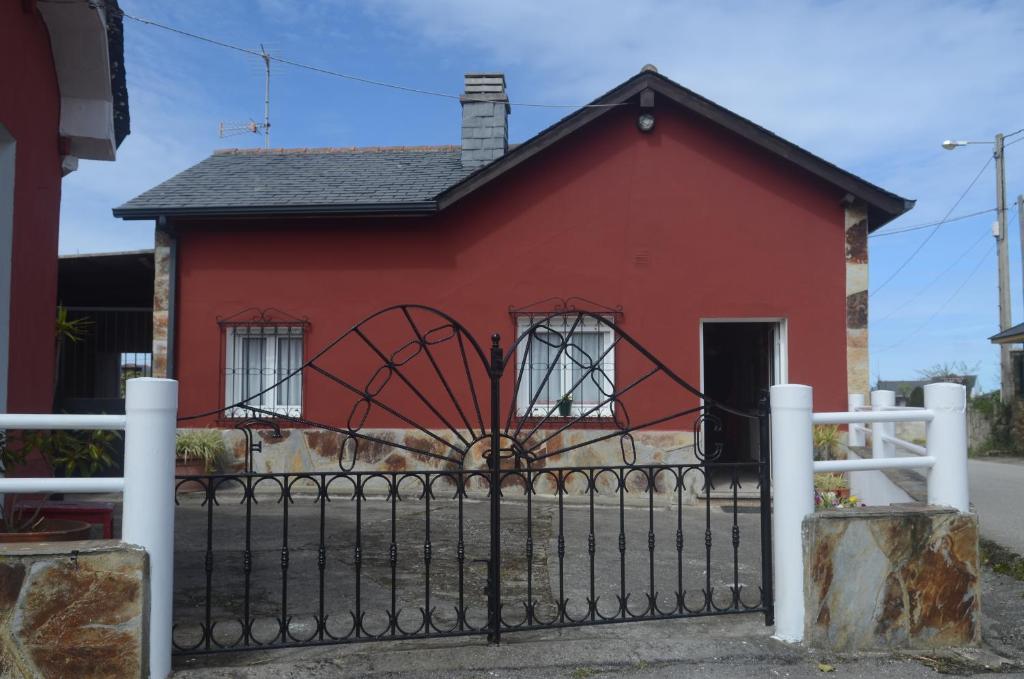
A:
[0,378,177,679]
[768,382,968,644]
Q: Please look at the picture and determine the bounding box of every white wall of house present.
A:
[0,124,14,412]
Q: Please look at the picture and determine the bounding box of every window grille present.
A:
[225,325,303,417]
[515,315,615,418]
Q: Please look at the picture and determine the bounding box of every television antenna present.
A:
[218,44,272,147]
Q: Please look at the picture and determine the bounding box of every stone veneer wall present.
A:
[213,427,703,501]
[845,200,869,400]
[0,541,148,678]
[152,227,172,378]
[804,505,980,651]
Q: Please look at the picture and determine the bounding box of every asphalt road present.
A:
[968,457,1024,554]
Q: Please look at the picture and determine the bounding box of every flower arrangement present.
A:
[815,490,863,509]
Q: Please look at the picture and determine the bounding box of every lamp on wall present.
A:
[637,87,655,133]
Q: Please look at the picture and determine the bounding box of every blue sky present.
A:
[60,0,1024,391]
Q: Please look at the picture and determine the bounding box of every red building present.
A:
[0,0,129,418]
[116,70,911,479]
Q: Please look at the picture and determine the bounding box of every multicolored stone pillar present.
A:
[844,200,869,399]
[152,227,173,378]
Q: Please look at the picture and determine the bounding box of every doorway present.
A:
[701,321,782,467]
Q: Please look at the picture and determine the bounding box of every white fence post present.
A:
[122,378,178,679]
[847,393,865,447]
[769,384,815,643]
[924,382,969,512]
[870,389,895,458]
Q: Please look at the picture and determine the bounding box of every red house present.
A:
[115,69,911,483]
[1,0,129,419]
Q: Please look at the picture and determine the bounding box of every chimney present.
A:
[460,73,510,168]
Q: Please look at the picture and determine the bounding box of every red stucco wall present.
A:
[0,3,61,414]
[173,103,849,427]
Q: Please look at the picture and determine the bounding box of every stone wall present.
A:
[0,541,147,679]
[152,227,172,378]
[804,505,980,651]
[844,200,869,400]
[212,426,704,501]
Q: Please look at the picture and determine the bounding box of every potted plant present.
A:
[0,428,119,542]
[556,393,573,417]
[175,429,226,492]
[814,472,850,499]
[812,424,841,461]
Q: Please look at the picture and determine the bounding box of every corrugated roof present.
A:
[114,146,470,218]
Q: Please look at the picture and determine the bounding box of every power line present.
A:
[869,208,997,239]
[876,242,995,352]
[874,224,990,322]
[870,156,992,296]
[42,0,628,110]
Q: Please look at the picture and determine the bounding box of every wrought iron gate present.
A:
[172,305,773,654]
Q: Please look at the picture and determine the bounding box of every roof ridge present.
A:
[213,145,460,156]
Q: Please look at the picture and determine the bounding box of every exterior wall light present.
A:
[637,112,655,133]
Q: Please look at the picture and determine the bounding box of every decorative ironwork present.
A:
[172,305,773,655]
[234,417,282,474]
[508,296,624,320]
[216,307,311,328]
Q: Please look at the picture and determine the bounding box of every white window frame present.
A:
[224,325,304,418]
[515,315,616,418]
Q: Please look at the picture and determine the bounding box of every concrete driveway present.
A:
[171,490,768,655]
[968,457,1024,554]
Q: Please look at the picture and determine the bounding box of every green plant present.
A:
[812,424,841,460]
[0,427,120,533]
[969,390,1018,457]
[814,472,848,493]
[175,429,226,472]
[52,306,92,401]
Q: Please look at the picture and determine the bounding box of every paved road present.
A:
[968,457,1024,554]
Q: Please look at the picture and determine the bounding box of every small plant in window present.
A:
[557,392,573,417]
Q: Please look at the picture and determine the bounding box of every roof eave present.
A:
[989,322,1024,344]
[112,201,439,221]
[437,71,915,229]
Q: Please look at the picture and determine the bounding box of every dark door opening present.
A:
[702,322,777,465]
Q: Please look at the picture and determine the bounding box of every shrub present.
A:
[175,429,226,472]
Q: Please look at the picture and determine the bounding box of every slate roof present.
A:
[114,146,472,218]
[114,70,914,227]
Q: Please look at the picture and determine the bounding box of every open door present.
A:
[702,322,778,464]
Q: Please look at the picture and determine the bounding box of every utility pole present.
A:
[1019,193,1024,316]
[995,133,1011,402]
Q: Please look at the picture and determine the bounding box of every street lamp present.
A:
[942,133,1011,401]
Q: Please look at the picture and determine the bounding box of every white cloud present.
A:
[57,0,1024,386]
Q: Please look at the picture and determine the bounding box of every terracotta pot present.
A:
[835,488,850,499]
[0,518,93,543]
[175,460,210,494]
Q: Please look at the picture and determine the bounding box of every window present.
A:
[225,325,303,417]
[515,315,615,418]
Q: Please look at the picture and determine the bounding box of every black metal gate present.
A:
[172,305,773,654]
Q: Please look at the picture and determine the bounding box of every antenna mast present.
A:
[218,44,273,147]
[260,43,271,148]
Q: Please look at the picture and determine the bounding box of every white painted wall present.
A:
[0,124,14,413]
